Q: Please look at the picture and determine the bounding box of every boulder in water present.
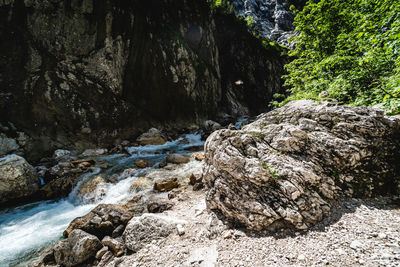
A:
[0,154,39,204]
[166,154,190,164]
[135,159,148,168]
[136,128,167,145]
[203,100,400,231]
[81,148,108,157]
[53,229,102,266]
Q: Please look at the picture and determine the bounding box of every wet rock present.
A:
[135,159,148,168]
[159,161,167,168]
[203,100,400,231]
[123,214,187,252]
[147,199,174,213]
[0,154,39,204]
[76,176,107,203]
[53,149,72,161]
[129,177,152,193]
[154,177,179,192]
[166,154,190,164]
[64,204,135,239]
[53,229,102,266]
[0,135,19,156]
[191,152,205,161]
[102,236,124,256]
[136,128,167,145]
[81,148,108,157]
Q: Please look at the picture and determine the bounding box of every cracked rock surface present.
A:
[203,100,400,231]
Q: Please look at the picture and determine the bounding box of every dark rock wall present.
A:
[0,0,287,161]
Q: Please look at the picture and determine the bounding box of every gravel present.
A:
[110,190,400,267]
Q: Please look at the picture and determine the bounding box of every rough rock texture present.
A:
[136,128,167,146]
[64,204,135,239]
[0,154,39,205]
[227,0,306,45]
[123,213,187,252]
[53,229,102,267]
[203,100,400,231]
[0,0,286,161]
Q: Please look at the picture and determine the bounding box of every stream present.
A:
[0,133,205,266]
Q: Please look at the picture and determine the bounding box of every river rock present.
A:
[129,177,152,193]
[0,135,20,156]
[76,175,107,203]
[191,152,205,161]
[135,159,148,168]
[166,154,190,164]
[154,177,179,192]
[53,229,102,267]
[53,149,73,161]
[64,204,135,239]
[81,148,108,157]
[0,154,39,204]
[203,100,400,231]
[136,128,167,145]
[123,213,187,252]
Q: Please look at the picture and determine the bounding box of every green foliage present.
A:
[261,160,280,181]
[283,0,400,114]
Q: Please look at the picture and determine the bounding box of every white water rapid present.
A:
[0,133,204,266]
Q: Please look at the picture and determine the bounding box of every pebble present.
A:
[177,224,185,236]
[350,240,364,250]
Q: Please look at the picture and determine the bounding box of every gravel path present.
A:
[110,189,400,267]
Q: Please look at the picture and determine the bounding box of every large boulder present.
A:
[53,229,102,266]
[203,100,400,231]
[123,213,187,252]
[0,154,39,204]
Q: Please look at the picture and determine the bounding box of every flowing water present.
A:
[0,133,204,266]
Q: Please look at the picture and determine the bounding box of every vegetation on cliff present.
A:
[280,0,400,114]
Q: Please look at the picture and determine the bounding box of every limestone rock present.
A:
[166,154,190,164]
[154,177,179,192]
[203,100,400,231]
[53,229,102,266]
[123,213,187,252]
[0,154,39,204]
[64,204,134,239]
[136,128,167,145]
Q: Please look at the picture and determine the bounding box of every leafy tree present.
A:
[281,0,400,114]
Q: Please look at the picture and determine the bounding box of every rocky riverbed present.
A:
[1,101,399,267]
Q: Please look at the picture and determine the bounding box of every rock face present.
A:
[203,100,400,231]
[227,0,306,45]
[0,0,286,161]
[53,229,102,266]
[0,154,39,205]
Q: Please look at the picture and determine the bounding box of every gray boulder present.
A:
[53,229,103,266]
[0,154,39,204]
[123,213,187,252]
[0,135,19,156]
[203,100,400,231]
